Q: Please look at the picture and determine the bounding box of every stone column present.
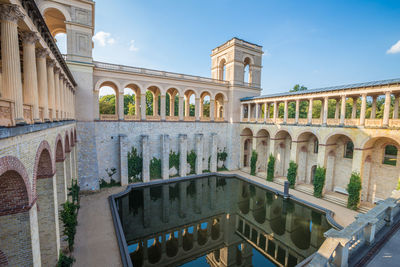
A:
[307,98,313,124]
[141,135,150,182]
[273,101,278,123]
[335,99,340,119]
[210,133,218,172]
[210,99,215,121]
[153,92,159,116]
[325,153,335,191]
[47,59,56,121]
[21,31,40,123]
[322,97,329,126]
[185,97,190,117]
[371,96,377,119]
[360,94,367,126]
[160,95,166,120]
[283,100,288,124]
[298,149,307,183]
[383,91,392,127]
[36,48,50,121]
[195,97,200,121]
[340,95,346,126]
[178,96,184,120]
[54,69,60,120]
[240,104,244,121]
[0,5,25,124]
[162,185,169,223]
[59,75,64,120]
[118,91,124,120]
[195,134,203,174]
[169,93,175,116]
[179,134,187,177]
[161,134,170,180]
[248,103,251,121]
[140,93,146,120]
[119,134,128,185]
[295,99,300,124]
[264,103,268,122]
[394,95,399,119]
[351,97,357,119]
[255,103,259,122]
[351,149,363,173]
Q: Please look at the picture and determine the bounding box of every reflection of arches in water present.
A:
[197,225,208,246]
[290,217,311,250]
[182,229,193,251]
[130,243,143,267]
[253,205,266,224]
[238,198,250,214]
[166,235,179,257]
[213,250,220,262]
[270,205,286,236]
[236,245,243,265]
[147,239,162,264]
[311,165,317,183]
[211,219,220,240]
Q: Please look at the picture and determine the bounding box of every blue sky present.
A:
[88,0,400,95]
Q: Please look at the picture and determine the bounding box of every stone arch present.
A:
[296,131,320,184]
[145,85,161,117]
[243,56,253,84]
[184,89,197,117]
[97,80,119,119]
[200,91,212,118]
[54,134,64,161]
[123,83,141,117]
[270,200,286,236]
[70,129,75,147]
[218,58,227,81]
[241,128,254,168]
[255,129,270,173]
[165,234,178,257]
[64,132,71,154]
[147,238,161,264]
[32,140,55,195]
[39,2,72,22]
[166,87,180,117]
[182,228,194,251]
[274,130,292,177]
[214,92,225,119]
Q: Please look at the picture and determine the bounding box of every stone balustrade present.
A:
[309,195,400,267]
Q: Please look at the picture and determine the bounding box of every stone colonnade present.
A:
[0,4,75,127]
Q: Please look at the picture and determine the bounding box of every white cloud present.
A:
[387,40,400,54]
[129,40,138,51]
[93,31,115,47]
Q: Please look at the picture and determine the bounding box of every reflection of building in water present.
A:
[116,176,330,266]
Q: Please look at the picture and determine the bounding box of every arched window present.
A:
[344,141,354,159]
[383,145,397,166]
[313,139,319,154]
[200,92,211,118]
[98,82,118,120]
[43,8,68,54]
[219,59,226,81]
[243,57,251,84]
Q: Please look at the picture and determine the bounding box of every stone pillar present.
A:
[295,99,300,124]
[273,101,278,123]
[340,95,346,126]
[351,149,363,173]
[394,95,399,119]
[185,97,190,117]
[195,134,203,174]
[351,97,357,119]
[307,98,313,124]
[179,134,187,177]
[325,153,335,191]
[283,100,288,124]
[371,96,377,119]
[21,31,40,123]
[210,99,215,121]
[153,92,159,116]
[289,141,298,162]
[141,135,150,182]
[161,134,170,180]
[140,93,146,120]
[264,103,268,122]
[360,94,367,126]
[119,134,128,185]
[169,93,175,116]
[47,59,56,121]
[59,76,64,120]
[162,185,169,222]
[298,149,307,183]
[0,5,25,124]
[118,92,124,120]
[248,103,251,121]
[178,96,184,120]
[143,188,151,227]
[240,104,244,121]
[255,103,259,122]
[323,97,328,126]
[195,97,200,121]
[179,181,187,217]
[37,48,50,121]
[383,91,392,127]
[54,69,60,120]
[335,99,340,119]
[210,133,218,172]
[160,95,166,120]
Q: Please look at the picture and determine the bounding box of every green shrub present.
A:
[267,154,275,181]
[187,150,197,174]
[218,148,228,162]
[128,147,142,182]
[313,166,326,198]
[68,179,80,206]
[150,157,161,180]
[99,178,121,189]
[347,172,362,210]
[286,161,298,189]
[57,252,75,267]
[250,150,258,175]
[60,201,78,251]
[169,151,180,173]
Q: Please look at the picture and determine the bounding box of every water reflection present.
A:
[114,176,331,267]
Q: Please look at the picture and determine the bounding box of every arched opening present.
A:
[43,8,68,54]
[274,130,292,177]
[55,136,66,243]
[0,168,33,266]
[184,90,196,120]
[241,128,253,169]
[244,57,252,84]
[147,238,161,264]
[165,234,178,257]
[324,134,354,193]
[98,81,118,120]
[270,200,286,236]
[215,93,225,121]
[124,84,140,119]
[200,92,211,119]
[182,229,194,251]
[238,182,250,214]
[197,223,208,246]
[146,86,161,119]
[211,218,220,240]
[296,132,320,184]
[255,129,270,173]
[219,59,226,81]
[362,137,400,203]
[166,88,179,118]
[64,133,72,190]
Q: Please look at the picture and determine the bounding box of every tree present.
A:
[313,166,326,198]
[347,172,362,210]
[286,161,298,188]
[99,94,116,114]
[124,94,135,115]
[250,150,258,175]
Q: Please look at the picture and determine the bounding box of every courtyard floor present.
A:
[73,171,358,266]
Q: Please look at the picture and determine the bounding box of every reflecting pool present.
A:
[110,174,334,267]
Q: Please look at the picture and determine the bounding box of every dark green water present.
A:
[113,176,331,267]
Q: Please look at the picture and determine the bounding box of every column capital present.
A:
[0,4,24,23]
[21,31,39,45]
[46,59,56,68]
[36,48,49,58]
[54,67,61,74]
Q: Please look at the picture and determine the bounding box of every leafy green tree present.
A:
[99,95,116,114]
[203,100,210,117]
[124,94,135,115]
[267,154,275,181]
[250,150,258,175]
[347,172,362,210]
[146,91,153,115]
[313,166,326,198]
[286,161,298,188]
